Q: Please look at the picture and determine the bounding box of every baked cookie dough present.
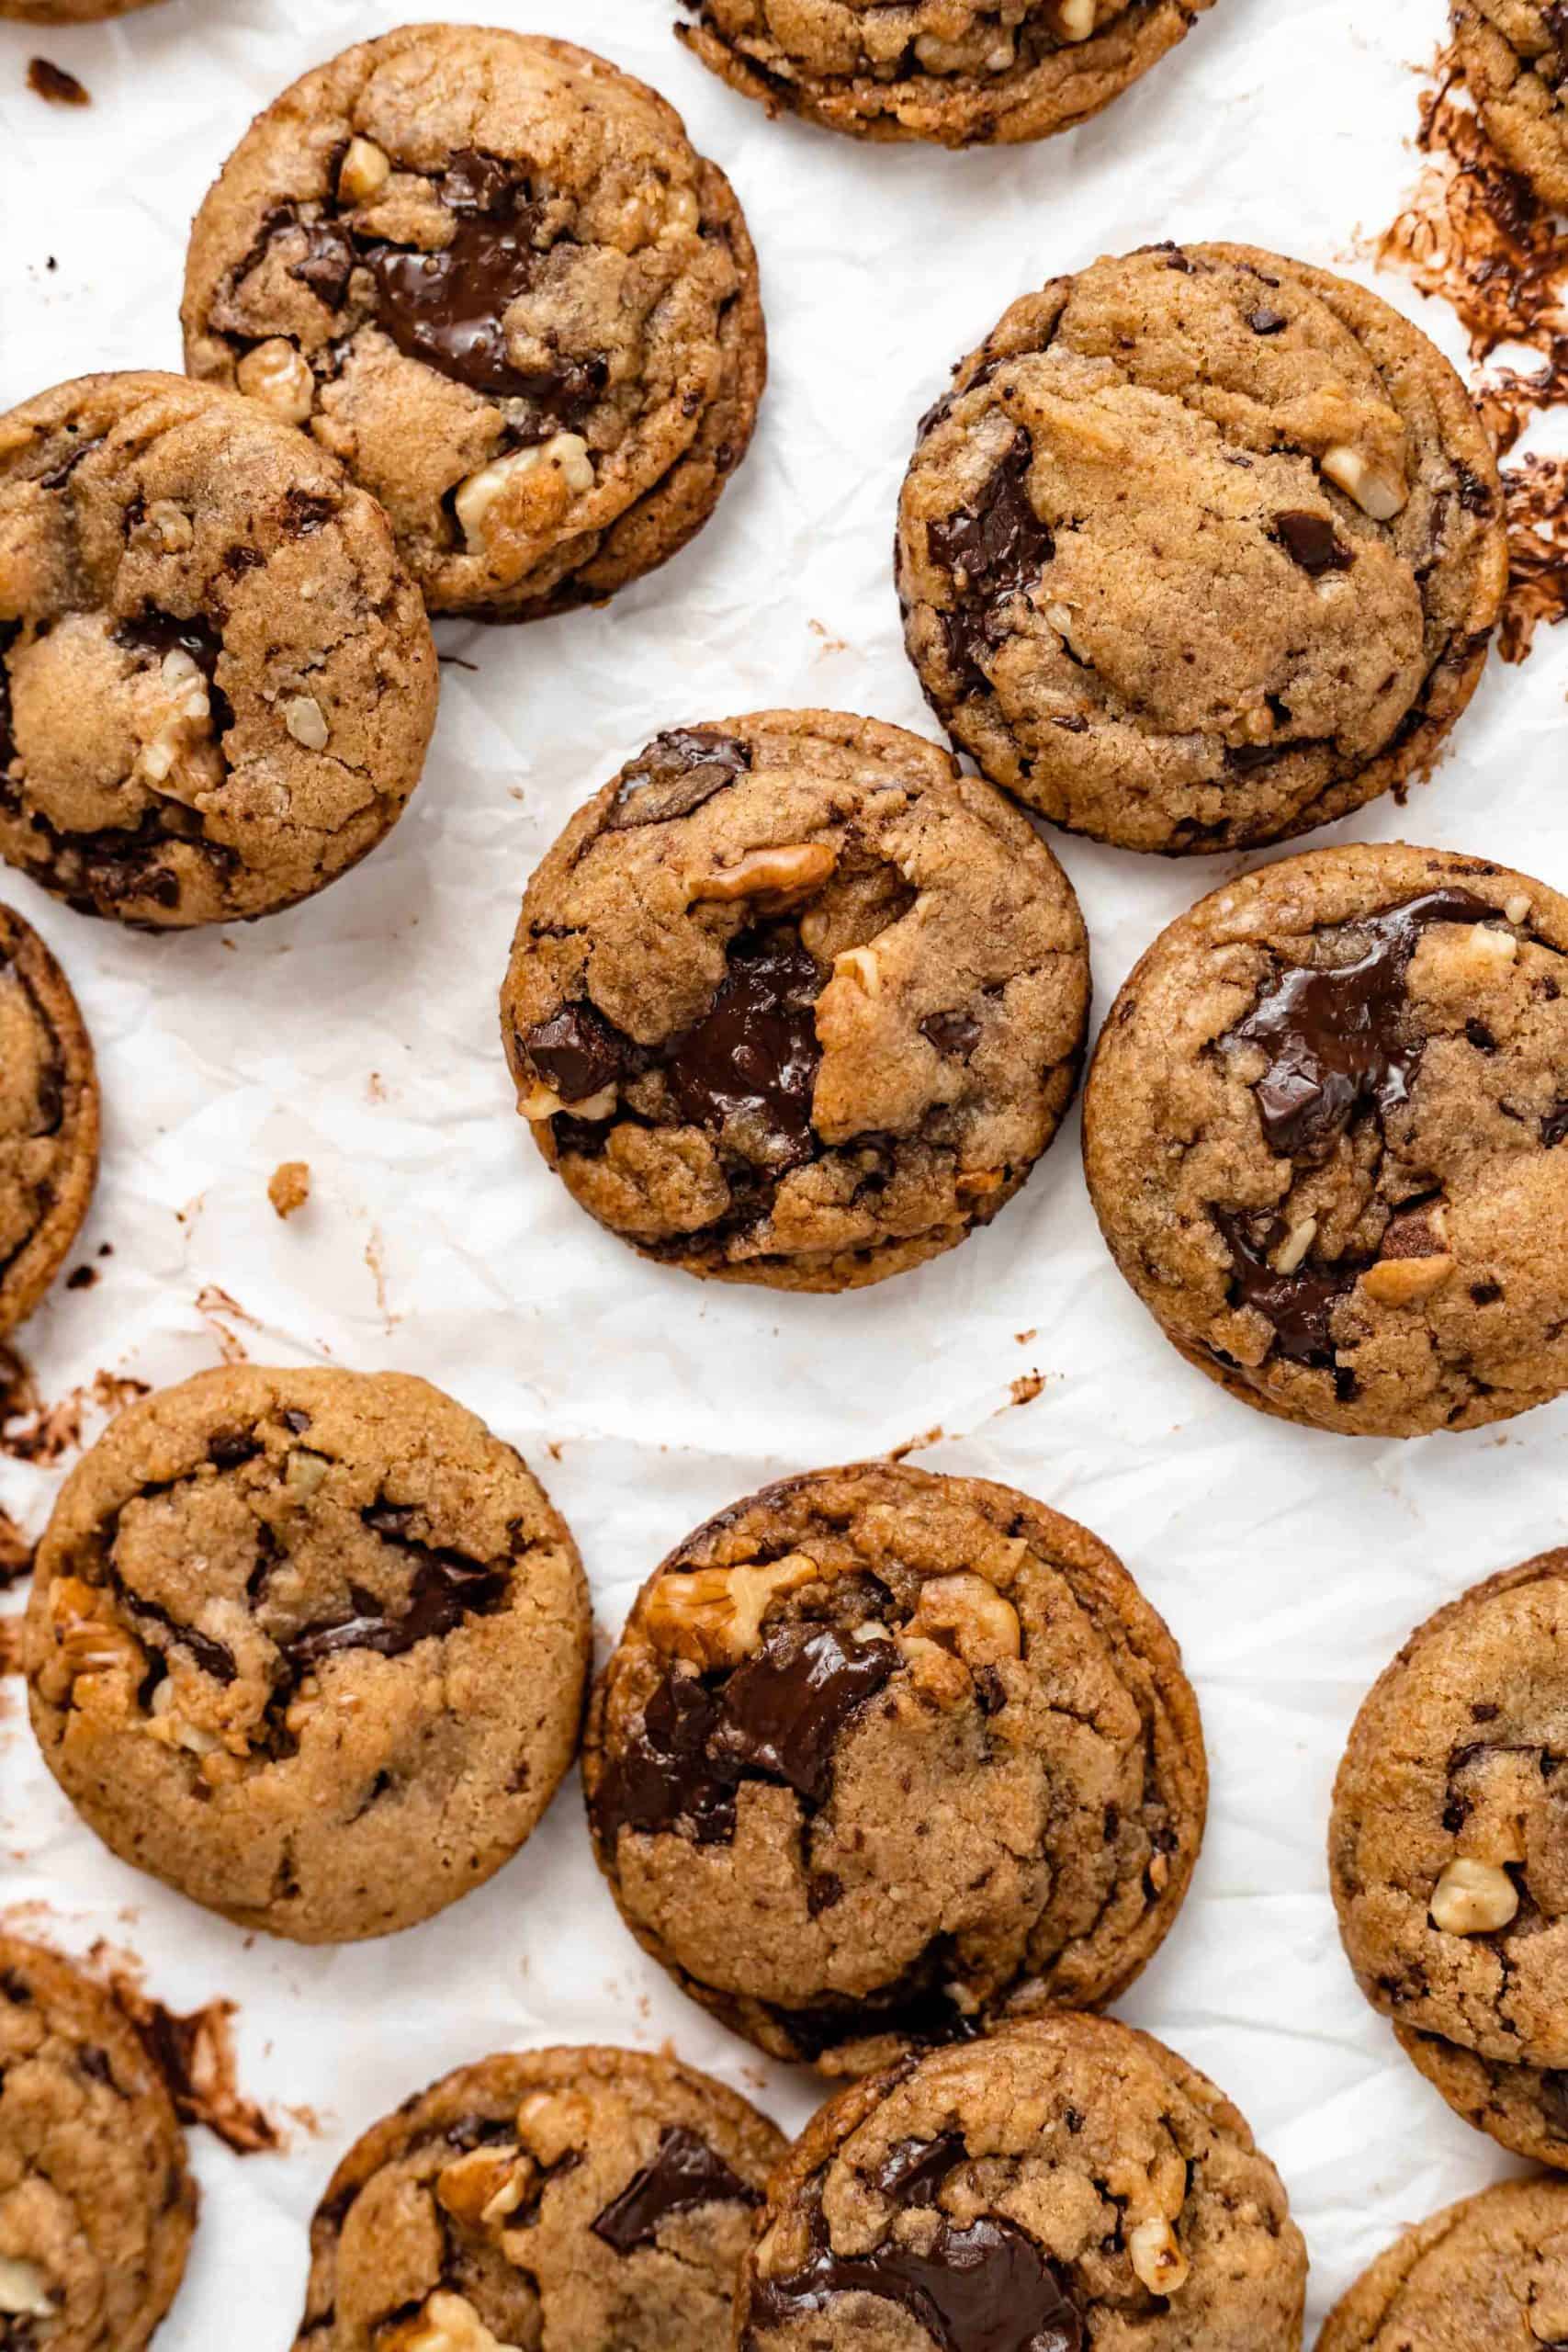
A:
[584,1462,1205,2072]
[0,906,97,1340]
[1084,843,1568,1437]
[737,2014,1307,2350]
[1331,1550,1568,2167]
[502,709,1090,1292]
[0,373,436,929]
[182,26,765,621]
[1454,2,1568,209]
[1317,2177,1568,2352]
[292,2044,784,2352]
[0,1934,197,2352]
[23,1367,590,1943]
[675,0,1216,149]
[897,243,1506,854]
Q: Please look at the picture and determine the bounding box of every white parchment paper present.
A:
[1,0,1564,2335]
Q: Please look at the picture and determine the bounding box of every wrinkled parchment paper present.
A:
[2,0,1564,2335]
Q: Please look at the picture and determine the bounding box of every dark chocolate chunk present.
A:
[1247,306,1288,334]
[930,431,1053,688]
[868,2134,965,2209]
[1224,887,1498,1159]
[1545,1103,1568,1147]
[920,1010,982,1058]
[114,1580,239,1686]
[1540,2068,1568,2137]
[591,2126,757,2253]
[1273,511,1353,576]
[1213,1209,1353,1372]
[285,1527,510,1669]
[524,1003,627,1103]
[288,219,357,311]
[592,1670,737,1848]
[666,927,822,1166]
[606,729,752,831]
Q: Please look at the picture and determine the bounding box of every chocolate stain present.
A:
[0,1357,149,1467]
[26,58,90,107]
[105,1970,281,2156]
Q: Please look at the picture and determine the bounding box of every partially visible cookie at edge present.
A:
[584,1460,1206,2072]
[24,1366,591,1942]
[1316,2176,1568,2350]
[0,904,98,1340]
[292,2044,784,2352]
[182,26,765,620]
[676,0,1218,149]
[1454,1,1568,209]
[0,1933,197,2352]
[0,373,437,928]
[502,709,1090,1292]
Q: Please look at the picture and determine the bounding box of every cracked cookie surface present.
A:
[584,1462,1206,2073]
[292,2043,784,2352]
[0,906,98,1340]
[182,27,765,621]
[897,243,1506,854]
[675,0,1215,148]
[0,373,436,929]
[1317,2177,1568,2352]
[502,709,1090,1292]
[737,2014,1306,2350]
[0,1934,197,2352]
[1083,843,1568,1437]
[1331,1552,1568,2165]
[22,1366,591,1943]
[1454,2,1568,209]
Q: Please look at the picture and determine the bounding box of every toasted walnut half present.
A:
[643,1554,821,1669]
[383,2293,519,2352]
[685,843,838,910]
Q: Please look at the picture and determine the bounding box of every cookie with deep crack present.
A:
[182,26,765,621]
[1331,1551,1568,2166]
[675,0,1216,149]
[23,1367,591,1942]
[1454,2,1568,209]
[0,1934,197,2352]
[897,243,1506,854]
[0,373,436,929]
[292,2044,784,2352]
[0,905,97,1340]
[501,709,1090,1291]
[584,1462,1206,2073]
[1316,2177,1568,2351]
[1083,843,1568,1437]
[737,2015,1307,2350]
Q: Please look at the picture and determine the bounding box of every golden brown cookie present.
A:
[182,27,765,620]
[24,1367,591,1943]
[1454,2,1568,209]
[0,905,97,1340]
[0,373,436,929]
[293,2045,784,2352]
[584,1462,1205,2073]
[1083,843,1568,1437]
[737,2016,1307,2350]
[0,1935,197,2352]
[897,243,1506,854]
[676,0,1217,148]
[502,710,1090,1292]
[1316,2177,1568,2351]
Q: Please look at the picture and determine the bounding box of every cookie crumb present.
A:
[65,1264,96,1291]
[0,1509,32,1590]
[268,1160,310,1220]
[27,59,90,107]
[1009,1371,1045,1408]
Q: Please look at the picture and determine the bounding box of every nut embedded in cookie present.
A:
[0,904,98,1339]
[500,708,1090,1293]
[897,243,1506,854]
[582,1461,1206,2071]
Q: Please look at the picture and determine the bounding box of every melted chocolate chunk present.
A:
[1273,511,1353,576]
[748,2188,1085,2352]
[930,430,1054,686]
[591,2127,757,2253]
[869,2134,965,2208]
[1545,1102,1568,1148]
[1225,888,1498,1159]
[606,729,753,831]
[286,1532,509,1669]
[0,621,17,777]
[920,1010,982,1058]
[666,927,823,1167]
[593,1623,897,1849]
[1248,305,1288,334]
[524,1004,627,1102]
[1213,1209,1353,1371]
[113,1580,239,1686]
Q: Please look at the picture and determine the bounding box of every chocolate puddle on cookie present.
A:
[591,2126,757,2252]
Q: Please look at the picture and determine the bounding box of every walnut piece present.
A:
[39,1575,142,1702]
[1321,444,1407,521]
[454,435,594,548]
[339,136,392,204]
[384,2292,519,2352]
[236,338,314,425]
[283,695,330,752]
[515,2088,594,2167]
[1128,2216,1190,2297]
[1429,1857,1519,1935]
[685,843,839,910]
[643,1554,821,1669]
[436,2144,534,2228]
[0,2257,55,2319]
[268,1160,310,1220]
[905,1573,1021,1668]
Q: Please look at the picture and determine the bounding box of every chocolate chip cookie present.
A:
[292,2044,784,2352]
[1317,2177,1568,2352]
[1331,1550,1568,2168]
[23,1366,591,1943]
[584,1462,1205,2073]
[0,1934,197,2352]
[1454,3,1568,209]
[0,906,97,1340]
[182,27,764,622]
[676,1,1216,149]
[502,710,1090,1292]
[897,243,1506,854]
[0,373,436,929]
[738,2015,1307,2350]
[1083,843,1568,1437]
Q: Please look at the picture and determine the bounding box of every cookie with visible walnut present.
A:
[0,904,97,1340]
